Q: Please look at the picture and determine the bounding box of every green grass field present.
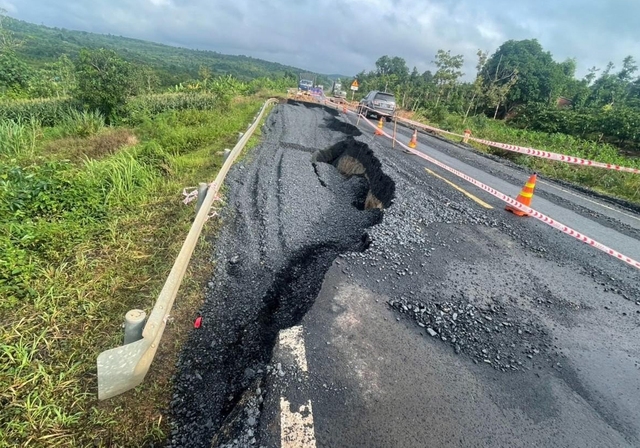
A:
[0,94,266,447]
[414,111,640,205]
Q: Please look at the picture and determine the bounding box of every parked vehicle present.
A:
[357,91,396,121]
[299,79,313,91]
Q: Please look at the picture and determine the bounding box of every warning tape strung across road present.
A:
[338,101,640,174]
[351,111,640,271]
[395,116,640,174]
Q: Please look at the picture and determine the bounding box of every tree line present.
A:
[0,12,300,103]
[354,40,640,151]
[0,11,301,123]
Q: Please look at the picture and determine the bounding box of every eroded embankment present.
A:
[168,103,394,447]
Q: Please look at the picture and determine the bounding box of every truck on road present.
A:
[332,79,347,100]
[298,73,315,92]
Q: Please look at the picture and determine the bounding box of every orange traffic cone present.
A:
[408,129,418,148]
[506,173,537,216]
[342,105,347,114]
[374,117,384,136]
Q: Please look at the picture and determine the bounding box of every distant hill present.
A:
[5,17,327,86]
[327,74,353,81]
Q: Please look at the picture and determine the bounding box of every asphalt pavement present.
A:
[170,100,640,448]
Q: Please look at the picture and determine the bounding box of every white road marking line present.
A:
[278,326,316,448]
[278,326,308,372]
[280,398,317,448]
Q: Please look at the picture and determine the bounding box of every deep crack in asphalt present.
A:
[168,101,394,448]
[170,100,640,447]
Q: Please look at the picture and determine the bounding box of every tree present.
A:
[486,69,519,119]
[464,50,488,122]
[0,9,20,53]
[617,56,637,82]
[0,8,30,96]
[198,65,212,89]
[588,62,628,107]
[134,65,160,94]
[481,39,571,109]
[374,55,408,78]
[584,66,600,86]
[372,55,408,93]
[75,48,137,119]
[53,54,76,96]
[432,50,464,107]
[0,51,31,93]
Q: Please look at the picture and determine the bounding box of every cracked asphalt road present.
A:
[171,100,640,448]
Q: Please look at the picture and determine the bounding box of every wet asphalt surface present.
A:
[169,101,640,447]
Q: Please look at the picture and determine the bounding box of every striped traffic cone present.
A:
[506,173,537,216]
[375,117,384,136]
[408,129,418,148]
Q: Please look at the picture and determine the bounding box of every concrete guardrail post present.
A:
[124,309,147,345]
[195,182,208,214]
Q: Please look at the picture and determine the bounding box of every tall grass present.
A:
[84,151,157,205]
[122,92,225,125]
[60,110,105,138]
[0,118,40,157]
[0,92,227,129]
[0,96,264,447]
[415,110,640,203]
[421,111,640,169]
[0,97,77,126]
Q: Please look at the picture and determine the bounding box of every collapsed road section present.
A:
[168,101,394,447]
[170,99,640,447]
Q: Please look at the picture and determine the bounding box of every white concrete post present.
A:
[124,309,147,345]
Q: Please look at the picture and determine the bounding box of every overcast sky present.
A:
[3,0,640,80]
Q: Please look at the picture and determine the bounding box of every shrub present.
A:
[419,104,448,123]
[60,109,105,138]
[0,161,106,222]
[135,141,171,174]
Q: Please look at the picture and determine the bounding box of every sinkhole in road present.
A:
[312,136,395,210]
[170,130,395,446]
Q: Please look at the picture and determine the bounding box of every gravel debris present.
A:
[388,297,552,371]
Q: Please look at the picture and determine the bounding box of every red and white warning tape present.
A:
[182,184,223,221]
[182,186,199,205]
[396,116,640,174]
[355,113,640,271]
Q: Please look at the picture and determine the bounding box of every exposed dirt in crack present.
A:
[168,102,394,447]
[313,137,395,210]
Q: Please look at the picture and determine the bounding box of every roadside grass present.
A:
[0,96,264,446]
[412,110,640,205]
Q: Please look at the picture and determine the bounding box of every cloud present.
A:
[8,0,640,80]
[0,0,16,13]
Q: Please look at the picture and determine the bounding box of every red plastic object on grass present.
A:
[194,316,202,329]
